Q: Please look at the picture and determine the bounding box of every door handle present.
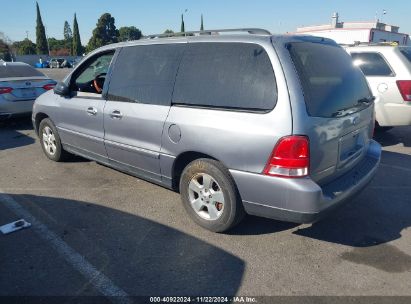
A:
[110,110,123,119]
[87,107,97,116]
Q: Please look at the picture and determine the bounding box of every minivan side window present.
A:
[351,52,394,76]
[172,42,277,111]
[107,44,186,106]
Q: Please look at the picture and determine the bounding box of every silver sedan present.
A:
[0,61,56,119]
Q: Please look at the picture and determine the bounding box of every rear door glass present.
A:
[287,42,372,118]
[350,52,394,76]
[0,65,45,78]
[107,44,185,106]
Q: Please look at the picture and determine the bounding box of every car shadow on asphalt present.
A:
[0,116,35,150]
[228,216,298,235]
[1,193,245,297]
[0,116,89,163]
[228,149,411,245]
[293,150,411,248]
[374,126,411,147]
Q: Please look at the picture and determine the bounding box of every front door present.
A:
[55,51,115,162]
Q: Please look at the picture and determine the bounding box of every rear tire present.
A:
[39,118,68,162]
[179,158,245,233]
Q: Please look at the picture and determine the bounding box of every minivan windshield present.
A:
[288,42,372,118]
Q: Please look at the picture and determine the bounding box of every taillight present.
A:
[43,83,56,91]
[263,136,310,178]
[0,87,13,94]
[396,80,411,102]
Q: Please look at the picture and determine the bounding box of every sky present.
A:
[1,0,410,44]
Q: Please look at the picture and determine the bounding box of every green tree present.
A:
[180,14,185,33]
[87,13,119,52]
[72,13,83,56]
[118,26,142,42]
[63,21,73,50]
[0,39,12,61]
[48,37,65,50]
[12,39,37,55]
[47,37,70,55]
[35,2,48,54]
[200,14,204,31]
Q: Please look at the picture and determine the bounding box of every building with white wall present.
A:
[296,13,410,45]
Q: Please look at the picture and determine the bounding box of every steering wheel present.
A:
[92,73,107,94]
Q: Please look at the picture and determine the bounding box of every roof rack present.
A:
[342,41,400,47]
[144,28,271,39]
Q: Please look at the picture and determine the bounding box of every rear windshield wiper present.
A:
[357,96,375,105]
[331,107,359,118]
[332,97,375,117]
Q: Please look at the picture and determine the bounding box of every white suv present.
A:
[345,44,411,128]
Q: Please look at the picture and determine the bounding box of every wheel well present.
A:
[172,152,216,192]
[34,113,49,135]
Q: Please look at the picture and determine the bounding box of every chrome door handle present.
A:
[87,107,97,116]
[110,110,123,119]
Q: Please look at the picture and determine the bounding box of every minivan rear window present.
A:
[173,42,277,111]
[0,65,45,78]
[288,42,372,118]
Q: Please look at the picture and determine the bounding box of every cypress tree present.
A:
[200,14,204,31]
[35,2,48,55]
[180,14,185,33]
[72,13,83,56]
[63,21,73,51]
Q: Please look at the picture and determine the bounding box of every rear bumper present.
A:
[230,140,381,223]
[376,102,411,126]
[0,99,35,116]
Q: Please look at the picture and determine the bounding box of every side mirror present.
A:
[53,81,70,97]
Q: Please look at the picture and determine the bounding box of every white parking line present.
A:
[1,191,132,304]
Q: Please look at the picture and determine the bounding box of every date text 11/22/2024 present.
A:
[149,296,257,303]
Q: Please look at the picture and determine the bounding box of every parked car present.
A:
[49,58,71,68]
[0,61,56,119]
[32,30,381,232]
[70,57,83,68]
[345,44,411,129]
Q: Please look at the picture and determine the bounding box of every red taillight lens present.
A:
[396,80,411,102]
[0,87,13,94]
[263,136,310,178]
[43,83,56,91]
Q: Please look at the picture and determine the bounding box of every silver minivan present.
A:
[32,29,381,232]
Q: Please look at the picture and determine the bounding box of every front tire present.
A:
[179,159,245,232]
[39,118,67,162]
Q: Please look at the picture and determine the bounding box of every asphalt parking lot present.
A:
[1,68,411,301]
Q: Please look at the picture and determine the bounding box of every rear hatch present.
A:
[286,39,375,184]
